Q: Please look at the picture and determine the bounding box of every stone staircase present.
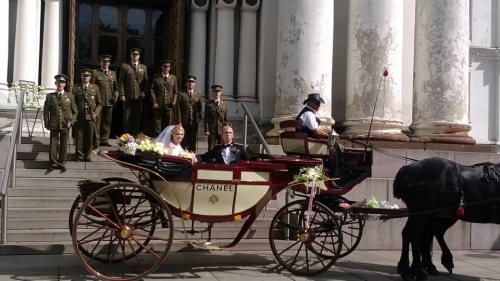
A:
[0,135,280,254]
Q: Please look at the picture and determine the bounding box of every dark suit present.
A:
[198,143,250,164]
[119,62,149,135]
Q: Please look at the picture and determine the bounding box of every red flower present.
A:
[456,208,465,216]
[383,69,389,77]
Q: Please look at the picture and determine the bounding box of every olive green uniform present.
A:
[43,91,77,167]
[204,99,229,150]
[173,90,203,151]
[119,62,149,135]
[73,84,102,161]
[91,68,118,146]
[150,74,178,136]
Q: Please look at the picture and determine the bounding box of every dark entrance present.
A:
[69,0,186,138]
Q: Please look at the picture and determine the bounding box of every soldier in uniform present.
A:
[119,48,149,135]
[173,75,203,152]
[150,59,178,136]
[43,74,77,171]
[74,69,102,162]
[91,54,118,147]
[204,84,229,150]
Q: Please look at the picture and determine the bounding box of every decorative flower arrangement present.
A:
[13,82,46,109]
[118,133,169,156]
[365,196,399,209]
[289,166,329,193]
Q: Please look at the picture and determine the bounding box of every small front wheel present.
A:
[269,199,342,276]
[72,182,173,281]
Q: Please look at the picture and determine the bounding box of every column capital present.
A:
[216,0,237,10]
[191,0,209,12]
[241,0,260,12]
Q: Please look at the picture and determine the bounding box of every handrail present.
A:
[1,80,32,244]
[240,103,271,155]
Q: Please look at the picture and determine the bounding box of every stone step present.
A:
[16,160,129,170]
[16,178,89,188]
[16,152,107,162]
[8,187,79,197]
[6,225,272,242]
[0,239,282,255]
[1,217,274,230]
[8,197,75,208]
[15,168,136,180]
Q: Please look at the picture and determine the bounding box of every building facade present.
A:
[0,0,498,145]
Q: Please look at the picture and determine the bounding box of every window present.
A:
[76,2,167,68]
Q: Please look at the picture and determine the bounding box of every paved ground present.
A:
[0,250,498,281]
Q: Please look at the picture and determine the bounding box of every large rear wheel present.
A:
[269,199,342,276]
[72,182,173,281]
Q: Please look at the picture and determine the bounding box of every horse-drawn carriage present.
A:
[69,121,405,281]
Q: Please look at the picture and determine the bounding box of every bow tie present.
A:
[223,143,233,148]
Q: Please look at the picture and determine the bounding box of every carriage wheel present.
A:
[69,178,134,236]
[335,211,364,258]
[72,182,173,281]
[69,179,144,264]
[269,199,342,276]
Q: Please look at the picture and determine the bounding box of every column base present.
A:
[409,122,476,145]
[341,120,409,141]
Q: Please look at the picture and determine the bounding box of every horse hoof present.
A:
[445,267,453,275]
[426,267,439,275]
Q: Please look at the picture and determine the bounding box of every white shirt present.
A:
[222,145,231,164]
[299,105,319,131]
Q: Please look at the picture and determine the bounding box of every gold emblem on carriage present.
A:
[209,194,219,205]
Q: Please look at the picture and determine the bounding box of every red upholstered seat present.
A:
[279,120,329,158]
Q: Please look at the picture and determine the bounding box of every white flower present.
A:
[123,142,138,155]
[152,142,167,155]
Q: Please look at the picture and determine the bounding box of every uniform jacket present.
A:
[204,99,229,134]
[150,74,178,109]
[173,90,203,126]
[198,143,250,164]
[119,62,149,99]
[43,91,77,130]
[73,84,102,121]
[91,69,119,107]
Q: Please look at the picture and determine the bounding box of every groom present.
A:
[197,126,250,164]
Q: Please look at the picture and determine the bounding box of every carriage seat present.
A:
[279,120,329,158]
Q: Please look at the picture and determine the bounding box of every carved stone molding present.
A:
[469,46,500,60]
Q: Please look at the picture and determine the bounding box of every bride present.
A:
[157,125,196,162]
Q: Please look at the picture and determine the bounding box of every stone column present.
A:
[41,0,63,91]
[206,1,217,98]
[410,0,474,144]
[13,0,41,84]
[342,0,408,141]
[188,0,209,98]
[236,0,260,103]
[214,0,237,101]
[266,0,334,142]
[0,0,9,107]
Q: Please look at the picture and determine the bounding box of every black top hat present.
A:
[303,93,325,105]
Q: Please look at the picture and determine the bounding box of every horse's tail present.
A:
[393,165,408,200]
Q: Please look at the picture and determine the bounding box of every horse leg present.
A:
[420,217,438,275]
[409,216,428,281]
[435,218,457,275]
[398,218,412,279]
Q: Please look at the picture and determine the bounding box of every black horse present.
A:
[393,157,500,281]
